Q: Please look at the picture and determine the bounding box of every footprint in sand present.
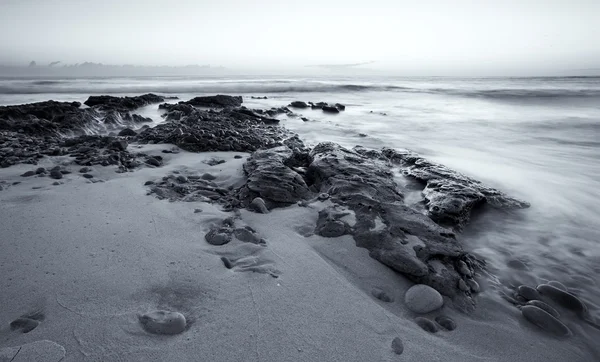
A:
[10,310,45,334]
[138,310,187,335]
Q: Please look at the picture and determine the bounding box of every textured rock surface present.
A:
[183,94,243,108]
[84,93,164,111]
[382,148,530,229]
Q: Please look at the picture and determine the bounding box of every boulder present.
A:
[184,95,242,108]
[521,305,571,337]
[84,93,164,111]
[289,101,308,108]
[322,105,340,113]
[118,128,137,136]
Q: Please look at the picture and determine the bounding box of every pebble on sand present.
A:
[49,170,63,179]
[391,337,404,355]
[526,300,560,319]
[415,317,439,333]
[536,284,588,316]
[139,310,187,335]
[521,305,571,337]
[250,197,269,214]
[205,229,232,246]
[404,284,444,314]
[517,285,541,301]
[82,173,94,179]
[371,287,394,303]
[20,170,36,177]
[435,315,457,331]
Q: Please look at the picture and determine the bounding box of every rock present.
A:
[221,256,233,269]
[20,170,35,177]
[322,105,340,113]
[84,93,164,111]
[201,173,217,181]
[415,317,439,333]
[404,284,444,313]
[526,300,560,319]
[82,173,94,179]
[536,284,588,316]
[176,175,188,183]
[517,285,540,301]
[206,158,226,166]
[315,207,351,237]
[49,169,63,179]
[507,259,529,270]
[335,103,346,111]
[144,180,154,186]
[184,95,243,108]
[79,167,91,173]
[435,315,457,330]
[391,337,404,355]
[547,281,568,291]
[205,228,232,246]
[521,305,571,337]
[289,101,308,108]
[317,193,330,201]
[35,167,46,174]
[382,148,530,229]
[458,261,472,276]
[145,157,162,167]
[238,147,311,208]
[0,340,65,362]
[194,208,203,213]
[467,279,480,293]
[369,246,429,278]
[233,228,264,244]
[249,197,269,214]
[118,128,137,136]
[138,310,186,335]
[371,288,394,302]
[234,155,243,159]
[52,182,61,186]
[108,139,128,151]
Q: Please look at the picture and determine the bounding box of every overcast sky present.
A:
[0,0,598,75]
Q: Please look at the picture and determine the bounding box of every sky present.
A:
[0,0,599,75]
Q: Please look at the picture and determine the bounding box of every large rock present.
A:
[521,305,571,337]
[183,94,243,108]
[404,284,444,313]
[236,146,311,208]
[306,143,482,310]
[84,93,164,111]
[382,148,530,229]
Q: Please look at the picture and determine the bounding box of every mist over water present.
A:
[2,76,600,326]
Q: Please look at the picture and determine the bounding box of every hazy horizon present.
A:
[1,0,599,76]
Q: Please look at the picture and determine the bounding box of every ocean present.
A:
[2,75,599,316]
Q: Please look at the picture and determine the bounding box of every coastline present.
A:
[0,94,598,361]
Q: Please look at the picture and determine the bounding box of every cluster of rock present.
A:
[0,94,163,168]
[507,281,594,337]
[289,101,346,113]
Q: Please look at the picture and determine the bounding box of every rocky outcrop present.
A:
[235,146,312,209]
[183,94,243,108]
[303,142,481,310]
[137,106,296,153]
[382,148,530,229]
[84,93,164,111]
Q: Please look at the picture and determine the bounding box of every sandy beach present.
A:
[1,141,597,361]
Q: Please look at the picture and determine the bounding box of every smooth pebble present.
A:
[405,284,444,314]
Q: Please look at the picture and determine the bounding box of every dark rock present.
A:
[234,155,243,159]
[536,284,588,316]
[233,228,264,244]
[20,170,36,177]
[221,257,233,269]
[176,175,188,183]
[289,101,308,108]
[371,288,394,302]
[49,169,63,179]
[35,167,46,174]
[335,103,346,111]
[84,93,164,111]
[526,300,560,319]
[517,285,540,301]
[415,317,438,333]
[145,157,162,167]
[322,105,340,114]
[435,315,457,331]
[206,158,226,166]
[184,95,242,108]
[315,207,352,237]
[382,148,530,229]
[144,180,154,186]
[205,221,233,246]
[521,305,571,337]
[82,174,93,179]
[237,147,311,208]
[108,139,128,151]
[391,337,404,355]
[79,167,91,173]
[118,128,137,137]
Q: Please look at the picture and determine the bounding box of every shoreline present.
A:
[1,94,598,361]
